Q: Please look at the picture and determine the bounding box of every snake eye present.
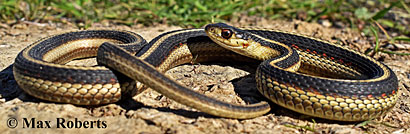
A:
[221,29,233,39]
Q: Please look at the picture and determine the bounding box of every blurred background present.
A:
[0,0,409,55]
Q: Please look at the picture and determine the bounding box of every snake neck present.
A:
[241,41,281,61]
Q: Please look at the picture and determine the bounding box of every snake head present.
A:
[205,23,281,61]
[205,23,271,60]
[205,23,253,49]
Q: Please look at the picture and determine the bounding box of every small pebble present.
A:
[0,43,11,48]
[319,20,332,27]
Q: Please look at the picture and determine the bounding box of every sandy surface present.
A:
[0,20,409,134]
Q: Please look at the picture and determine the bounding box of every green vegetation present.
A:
[0,0,409,55]
[355,120,399,133]
[283,119,317,133]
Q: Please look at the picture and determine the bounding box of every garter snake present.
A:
[13,29,270,119]
[205,23,399,121]
[13,23,399,121]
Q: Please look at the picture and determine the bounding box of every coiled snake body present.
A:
[13,23,398,121]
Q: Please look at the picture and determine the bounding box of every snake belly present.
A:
[13,29,271,119]
[205,23,399,121]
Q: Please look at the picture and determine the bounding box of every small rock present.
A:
[13,23,27,29]
[392,129,405,134]
[0,43,11,48]
[4,98,22,105]
[334,21,346,28]
[319,20,332,27]
[180,118,196,124]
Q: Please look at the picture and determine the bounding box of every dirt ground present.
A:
[0,20,409,134]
